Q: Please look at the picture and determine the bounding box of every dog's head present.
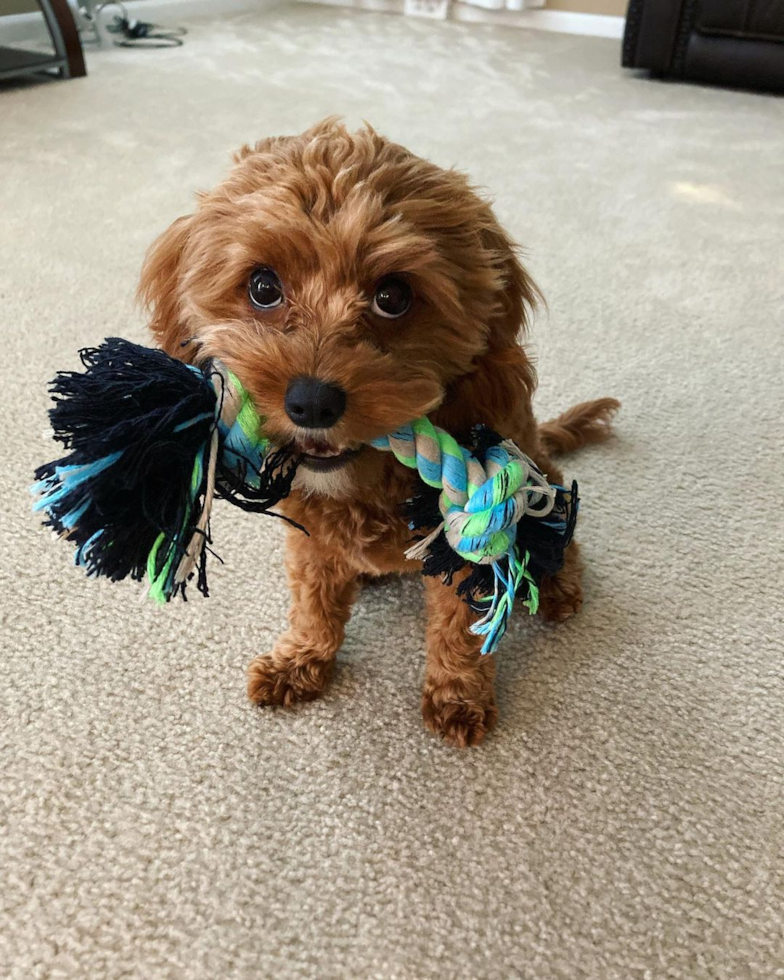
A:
[140,119,538,495]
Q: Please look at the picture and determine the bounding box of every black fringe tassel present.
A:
[33,337,302,598]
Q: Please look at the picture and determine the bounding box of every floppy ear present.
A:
[138,215,193,356]
[436,225,540,437]
[482,224,541,351]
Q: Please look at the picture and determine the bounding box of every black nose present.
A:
[284,377,347,429]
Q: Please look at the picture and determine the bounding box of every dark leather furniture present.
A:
[623,0,784,92]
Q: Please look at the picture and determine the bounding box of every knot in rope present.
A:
[372,416,577,655]
[372,417,556,564]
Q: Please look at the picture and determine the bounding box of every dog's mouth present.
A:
[292,436,362,473]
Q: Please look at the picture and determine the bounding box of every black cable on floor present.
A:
[77,1,187,49]
[106,14,187,48]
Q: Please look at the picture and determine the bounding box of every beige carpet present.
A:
[2,5,783,977]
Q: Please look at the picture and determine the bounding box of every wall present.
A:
[2,0,39,13]
[546,0,626,17]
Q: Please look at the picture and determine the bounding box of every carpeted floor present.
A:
[1,5,782,977]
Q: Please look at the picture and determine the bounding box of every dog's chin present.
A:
[293,464,357,499]
[290,438,365,499]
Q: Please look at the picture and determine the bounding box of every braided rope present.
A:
[146,369,571,653]
[372,417,556,564]
[216,365,269,483]
[211,374,556,577]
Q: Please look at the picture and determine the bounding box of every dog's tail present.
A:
[539,397,620,456]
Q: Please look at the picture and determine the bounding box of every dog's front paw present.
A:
[422,685,498,747]
[247,653,334,708]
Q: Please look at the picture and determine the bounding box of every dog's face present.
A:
[140,120,535,495]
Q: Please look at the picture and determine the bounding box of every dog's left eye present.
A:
[248,267,284,309]
[372,276,412,319]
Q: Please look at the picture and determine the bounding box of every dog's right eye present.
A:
[248,267,284,309]
[372,276,412,319]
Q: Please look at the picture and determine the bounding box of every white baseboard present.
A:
[294,0,624,37]
[453,4,624,37]
[1,0,624,47]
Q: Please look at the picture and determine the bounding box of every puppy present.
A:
[140,118,618,746]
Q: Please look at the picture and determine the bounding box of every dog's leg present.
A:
[421,574,498,747]
[538,540,583,622]
[248,533,359,707]
[533,451,584,622]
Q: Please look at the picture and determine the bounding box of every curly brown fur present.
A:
[139,118,618,747]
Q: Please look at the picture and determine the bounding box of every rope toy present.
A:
[373,420,577,651]
[32,337,578,653]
